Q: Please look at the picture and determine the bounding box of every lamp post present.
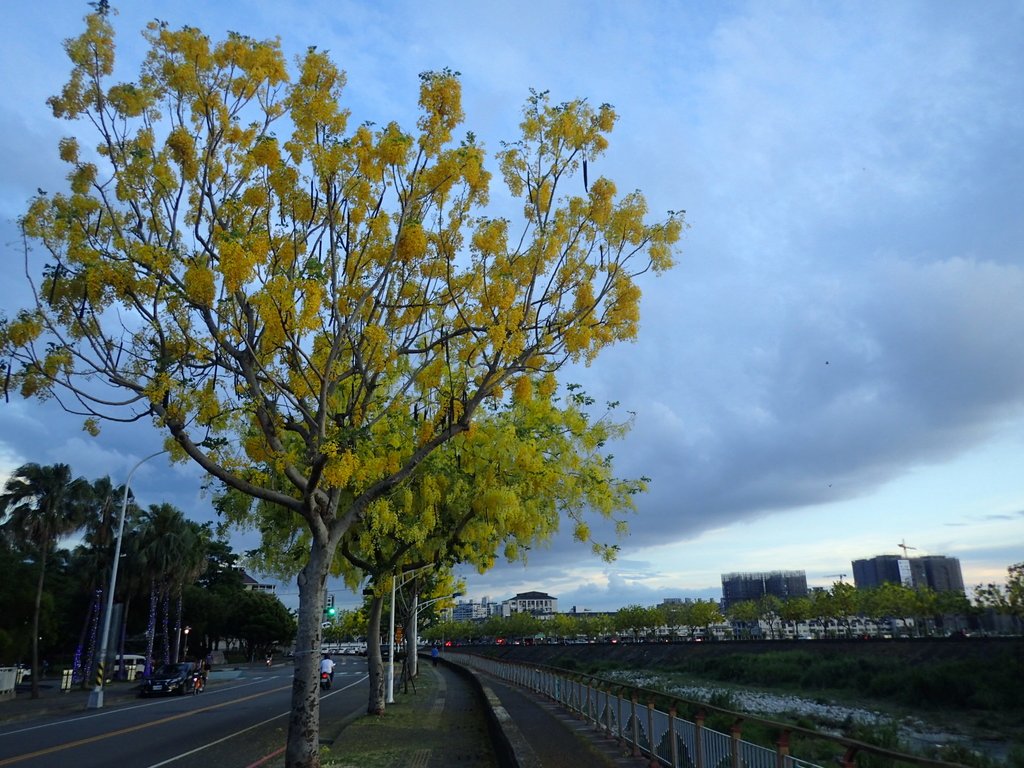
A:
[411,591,461,677]
[182,626,191,662]
[87,450,166,709]
[386,564,433,704]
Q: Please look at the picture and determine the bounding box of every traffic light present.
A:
[325,594,337,619]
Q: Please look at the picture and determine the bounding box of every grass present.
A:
[322,669,443,768]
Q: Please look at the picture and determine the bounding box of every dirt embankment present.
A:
[461,636,1019,671]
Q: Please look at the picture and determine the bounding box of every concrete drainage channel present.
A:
[439,653,640,768]
[440,655,543,768]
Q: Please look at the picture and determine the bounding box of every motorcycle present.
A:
[319,670,331,690]
[190,670,205,695]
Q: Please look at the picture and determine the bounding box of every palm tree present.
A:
[0,463,91,698]
[68,477,136,685]
[171,521,209,663]
[135,504,201,668]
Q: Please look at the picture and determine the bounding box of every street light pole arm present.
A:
[88,449,167,709]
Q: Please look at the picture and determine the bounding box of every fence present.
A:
[0,668,17,697]
[449,651,966,768]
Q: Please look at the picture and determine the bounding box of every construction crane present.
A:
[824,573,847,584]
[897,539,917,558]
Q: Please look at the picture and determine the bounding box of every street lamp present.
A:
[182,626,191,662]
[386,564,433,704]
[87,449,166,709]
[411,591,461,677]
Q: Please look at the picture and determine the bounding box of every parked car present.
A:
[138,662,198,697]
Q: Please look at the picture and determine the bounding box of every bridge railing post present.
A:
[694,710,705,768]
[776,729,791,768]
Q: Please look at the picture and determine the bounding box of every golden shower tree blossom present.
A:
[1,10,682,768]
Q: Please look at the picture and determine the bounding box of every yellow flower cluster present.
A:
[288,49,349,151]
[250,137,280,169]
[322,449,359,488]
[58,137,79,163]
[378,122,411,167]
[166,126,198,180]
[588,178,616,226]
[218,239,254,293]
[296,279,325,331]
[182,264,216,309]
[5,313,44,347]
[418,72,464,155]
[512,376,533,404]
[471,218,507,257]
[396,224,427,262]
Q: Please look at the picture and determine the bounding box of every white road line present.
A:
[144,674,368,768]
[0,678,280,738]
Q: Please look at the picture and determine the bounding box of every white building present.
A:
[239,569,276,594]
[502,591,558,617]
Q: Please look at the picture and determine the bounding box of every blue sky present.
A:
[1,1,1022,612]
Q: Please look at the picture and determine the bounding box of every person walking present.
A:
[430,645,439,667]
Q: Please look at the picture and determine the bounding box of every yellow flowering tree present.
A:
[1,10,681,768]
[323,384,646,714]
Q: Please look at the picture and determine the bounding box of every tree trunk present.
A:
[284,540,329,768]
[365,595,386,715]
[117,597,130,680]
[29,542,48,699]
[145,580,157,676]
[407,591,419,678]
[75,588,97,689]
[173,592,183,662]
[82,589,102,689]
[161,588,171,664]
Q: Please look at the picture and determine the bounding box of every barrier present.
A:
[0,667,16,696]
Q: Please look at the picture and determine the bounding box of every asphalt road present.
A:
[0,657,369,768]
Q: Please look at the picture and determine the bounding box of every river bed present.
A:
[604,669,1010,762]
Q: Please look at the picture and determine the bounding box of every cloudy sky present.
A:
[1,1,1022,613]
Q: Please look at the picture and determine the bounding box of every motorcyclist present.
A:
[319,653,335,686]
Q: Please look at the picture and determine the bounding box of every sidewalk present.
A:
[476,673,644,768]
[316,655,643,768]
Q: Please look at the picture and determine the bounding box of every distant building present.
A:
[238,569,276,594]
[852,554,964,593]
[502,591,558,617]
[720,571,808,609]
[452,598,492,622]
[918,556,966,593]
[659,598,696,608]
[852,555,912,588]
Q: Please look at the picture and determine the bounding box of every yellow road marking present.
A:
[0,685,291,767]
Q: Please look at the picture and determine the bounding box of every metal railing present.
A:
[449,651,967,768]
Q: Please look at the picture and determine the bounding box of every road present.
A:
[0,657,369,768]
